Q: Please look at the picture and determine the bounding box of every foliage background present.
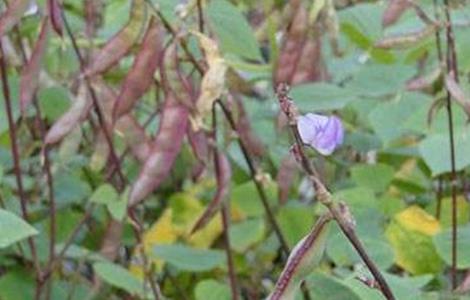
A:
[1,0,470,299]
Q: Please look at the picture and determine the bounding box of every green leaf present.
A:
[93,262,143,295]
[290,83,358,112]
[433,224,470,269]
[56,244,106,262]
[347,64,415,97]
[419,129,470,175]
[0,269,35,300]
[152,244,225,272]
[90,184,119,204]
[277,203,316,248]
[229,218,265,253]
[54,172,92,205]
[231,181,277,217]
[0,76,19,134]
[368,92,432,144]
[327,233,394,270]
[207,0,261,61]
[89,184,127,220]
[38,87,71,122]
[350,163,394,193]
[301,273,361,300]
[194,280,231,300]
[0,209,38,248]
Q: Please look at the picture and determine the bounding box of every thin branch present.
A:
[33,100,57,300]
[61,9,126,189]
[145,0,205,75]
[0,39,43,299]
[128,210,162,300]
[217,100,290,255]
[221,204,239,300]
[441,0,460,289]
[275,84,395,300]
[196,0,204,33]
[216,100,312,300]
[213,102,239,300]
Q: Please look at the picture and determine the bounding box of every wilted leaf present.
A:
[0,209,38,248]
[385,206,443,274]
[191,31,227,130]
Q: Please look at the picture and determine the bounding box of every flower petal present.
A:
[297,115,317,145]
[297,113,344,156]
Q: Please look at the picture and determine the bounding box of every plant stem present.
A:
[216,100,312,300]
[196,0,204,33]
[276,84,395,300]
[217,100,290,255]
[221,204,239,300]
[0,40,43,300]
[62,9,126,189]
[442,0,459,289]
[213,102,239,300]
[128,210,162,300]
[33,101,57,300]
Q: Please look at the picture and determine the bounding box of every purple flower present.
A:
[297,113,344,156]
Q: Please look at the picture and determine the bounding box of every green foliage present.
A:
[152,244,226,272]
[1,0,470,299]
[94,262,143,296]
[0,209,38,248]
[194,280,231,300]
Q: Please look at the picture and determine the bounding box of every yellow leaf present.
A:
[395,205,441,236]
[386,206,443,274]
